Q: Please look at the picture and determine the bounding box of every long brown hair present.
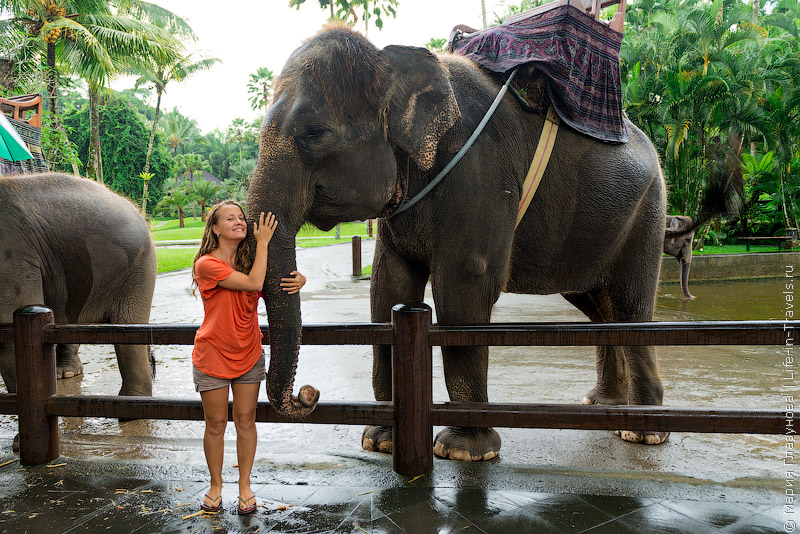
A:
[191,200,253,294]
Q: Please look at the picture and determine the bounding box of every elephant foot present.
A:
[615,429,669,445]
[56,360,83,379]
[433,427,500,462]
[361,425,393,453]
[582,387,627,406]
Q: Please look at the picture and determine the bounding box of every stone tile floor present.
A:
[0,466,786,534]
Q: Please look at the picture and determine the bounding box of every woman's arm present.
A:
[218,212,276,292]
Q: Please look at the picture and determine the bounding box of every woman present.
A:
[191,200,305,515]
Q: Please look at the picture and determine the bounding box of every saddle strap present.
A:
[516,106,560,228]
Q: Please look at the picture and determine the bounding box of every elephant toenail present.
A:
[378,441,392,453]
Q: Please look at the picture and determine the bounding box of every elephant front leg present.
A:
[56,344,83,379]
[434,345,501,461]
[361,245,428,454]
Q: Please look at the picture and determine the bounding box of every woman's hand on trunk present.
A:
[280,271,306,294]
[253,211,277,245]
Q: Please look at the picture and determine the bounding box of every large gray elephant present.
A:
[0,173,156,396]
[664,215,695,299]
[248,26,669,460]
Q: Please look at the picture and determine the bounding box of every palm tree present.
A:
[247,67,273,111]
[175,152,211,186]
[197,130,237,179]
[190,177,221,221]
[162,109,199,156]
[135,51,220,175]
[226,118,256,165]
[2,1,183,180]
[158,188,190,228]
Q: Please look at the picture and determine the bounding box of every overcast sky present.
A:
[112,0,510,134]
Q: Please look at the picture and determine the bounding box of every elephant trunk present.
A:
[260,219,319,418]
[679,255,695,300]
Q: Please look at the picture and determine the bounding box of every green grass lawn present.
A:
[691,244,788,255]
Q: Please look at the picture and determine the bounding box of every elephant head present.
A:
[247,25,461,417]
[664,215,695,299]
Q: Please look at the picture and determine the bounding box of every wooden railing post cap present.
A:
[14,305,52,317]
[392,302,432,314]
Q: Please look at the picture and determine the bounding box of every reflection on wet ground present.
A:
[0,464,786,533]
[0,243,792,532]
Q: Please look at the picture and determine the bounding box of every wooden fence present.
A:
[0,304,794,476]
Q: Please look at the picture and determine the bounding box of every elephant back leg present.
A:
[107,254,156,397]
[601,215,668,444]
[362,242,429,454]
[0,258,44,393]
[562,289,628,406]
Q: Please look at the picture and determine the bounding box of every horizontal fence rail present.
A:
[0,307,796,474]
[0,320,790,346]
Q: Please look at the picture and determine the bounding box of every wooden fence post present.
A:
[14,305,59,465]
[352,236,362,277]
[391,303,433,476]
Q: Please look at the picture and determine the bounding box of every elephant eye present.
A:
[295,125,336,159]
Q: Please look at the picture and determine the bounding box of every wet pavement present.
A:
[0,239,794,532]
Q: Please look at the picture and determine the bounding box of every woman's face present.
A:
[212,205,247,243]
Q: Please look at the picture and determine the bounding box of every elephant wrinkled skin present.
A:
[0,173,156,396]
[248,25,670,459]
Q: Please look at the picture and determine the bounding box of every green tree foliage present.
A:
[619,0,800,238]
[189,177,221,221]
[289,0,398,36]
[247,67,273,111]
[226,117,258,165]
[174,152,211,185]
[62,94,173,208]
[158,187,191,227]
[161,108,199,156]
[425,37,446,52]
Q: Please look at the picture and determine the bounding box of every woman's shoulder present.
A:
[195,253,233,279]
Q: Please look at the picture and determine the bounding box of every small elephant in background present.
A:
[0,173,156,396]
[664,215,695,299]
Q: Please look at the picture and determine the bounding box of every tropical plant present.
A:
[61,94,173,205]
[247,66,273,111]
[288,0,398,36]
[425,37,446,52]
[175,152,210,186]
[134,50,220,175]
[139,170,153,214]
[189,177,221,221]
[158,188,191,227]
[226,118,257,165]
[1,0,184,181]
[161,108,199,156]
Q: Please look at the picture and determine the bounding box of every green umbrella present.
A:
[0,112,34,162]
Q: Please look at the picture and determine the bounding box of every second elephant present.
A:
[0,173,156,396]
[664,215,695,299]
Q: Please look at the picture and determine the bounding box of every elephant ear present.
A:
[381,45,461,172]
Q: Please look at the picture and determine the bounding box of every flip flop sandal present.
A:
[238,495,257,515]
[201,493,221,513]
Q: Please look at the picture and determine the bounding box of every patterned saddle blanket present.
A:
[449,4,627,143]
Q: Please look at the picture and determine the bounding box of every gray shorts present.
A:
[193,351,266,392]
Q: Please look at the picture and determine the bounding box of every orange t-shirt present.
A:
[192,254,263,379]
